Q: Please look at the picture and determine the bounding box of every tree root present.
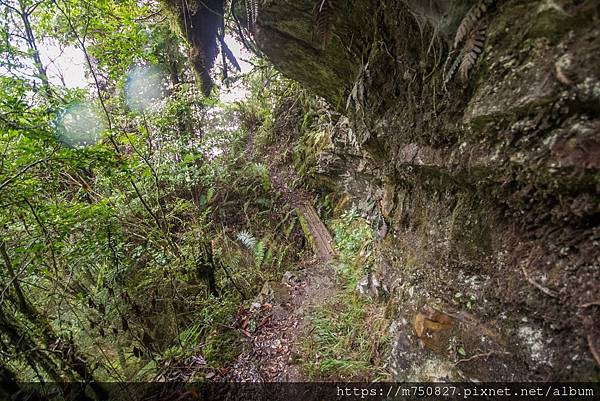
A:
[521,266,558,298]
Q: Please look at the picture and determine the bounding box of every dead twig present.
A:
[256,314,272,330]
[579,301,600,308]
[587,335,600,367]
[521,266,558,298]
[455,350,510,365]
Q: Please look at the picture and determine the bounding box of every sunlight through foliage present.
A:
[55,102,106,147]
[125,65,168,113]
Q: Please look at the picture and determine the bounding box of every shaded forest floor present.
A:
[226,135,340,381]
[228,260,338,381]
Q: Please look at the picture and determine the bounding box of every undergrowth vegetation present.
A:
[238,72,393,380]
[0,0,305,384]
[301,210,390,381]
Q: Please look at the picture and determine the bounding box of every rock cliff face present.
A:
[253,0,600,380]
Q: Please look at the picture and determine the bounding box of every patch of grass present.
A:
[203,328,245,369]
[301,209,389,380]
[330,209,374,287]
[301,292,389,380]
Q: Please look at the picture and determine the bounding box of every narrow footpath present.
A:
[227,139,339,381]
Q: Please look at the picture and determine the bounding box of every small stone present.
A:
[355,274,382,299]
[356,276,370,297]
[282,271,297,284]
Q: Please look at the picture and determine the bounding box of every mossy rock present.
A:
[448,194,492,270]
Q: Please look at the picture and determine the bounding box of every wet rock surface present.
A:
[252,0,600,380]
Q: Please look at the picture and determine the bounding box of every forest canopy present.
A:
[0,0,300,390]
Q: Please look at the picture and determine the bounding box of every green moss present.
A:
[448,194,492,268]
[297,209,317,254]
[527,7,592,43]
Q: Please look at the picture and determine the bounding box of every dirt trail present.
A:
[228,260,338,381]
[226,145,339,382]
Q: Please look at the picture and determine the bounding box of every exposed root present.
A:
[455,350,511,365]
[521,266,558,298]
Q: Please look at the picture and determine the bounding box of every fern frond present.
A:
[252,163,271,191]
[315,0,337,47]
[454,0,496,48]
[443,48,461,85]
[243,0,258,31]
[244,0,250,29]
[254,240,266,268]
[237,230,257,250]
[458,24,486,81]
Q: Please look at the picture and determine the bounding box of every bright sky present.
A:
[40,40,89,88]
[38,35,253,103]
[50,35,253,147]
[219,36,252,102]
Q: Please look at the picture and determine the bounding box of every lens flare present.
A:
[125,65,167,113]
[56,102,106,147]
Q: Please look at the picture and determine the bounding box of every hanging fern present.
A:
[244,0,258,31]
[445,0,499,84]
[315,0,338,47]
[458,24,487,81]
[443,48,462,85]
[454,0,496,48]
